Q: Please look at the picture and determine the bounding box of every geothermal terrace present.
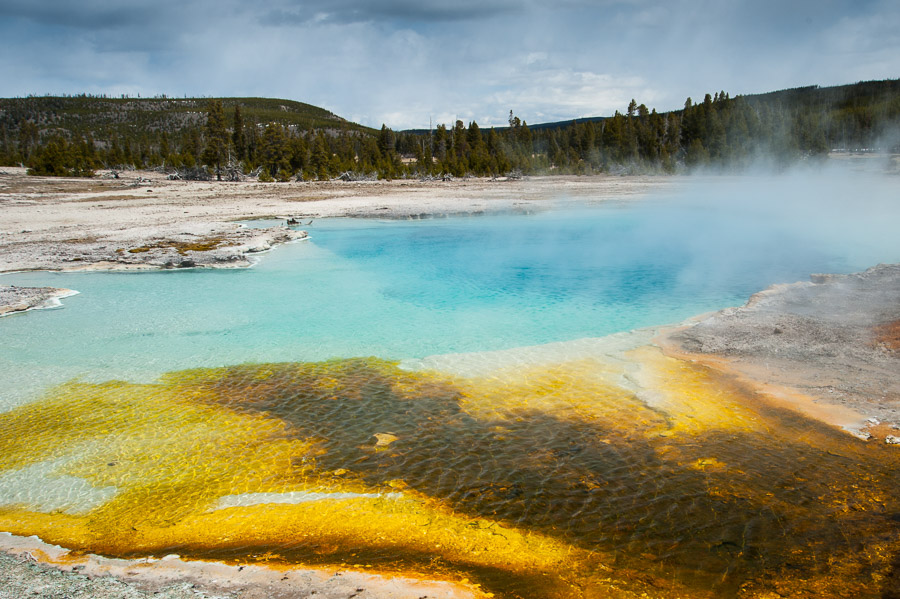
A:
[1,166,898,598]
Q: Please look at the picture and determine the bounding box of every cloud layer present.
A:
[1,0,898,128]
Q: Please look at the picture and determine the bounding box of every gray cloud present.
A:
[258,0,521,25]
[1,0,898,129]
[0,0,170,29]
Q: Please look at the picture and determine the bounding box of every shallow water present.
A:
[2,353,899,598]
[2,174,900,598]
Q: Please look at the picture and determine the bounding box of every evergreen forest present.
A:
[1,80,899,180]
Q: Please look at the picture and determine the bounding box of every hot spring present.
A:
[2,172,899,598]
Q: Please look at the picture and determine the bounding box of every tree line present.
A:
[1,80,898,179]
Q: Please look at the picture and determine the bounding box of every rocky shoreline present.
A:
[1,221,307,274]
[660,263,900,440]
[0,224,306,315]
[0,534,475,599]
[0,167,671,273]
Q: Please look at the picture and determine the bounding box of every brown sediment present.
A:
[0,177,120,195]
[0,361,627,598]
[873,319,900,352]
[126,236,234,255]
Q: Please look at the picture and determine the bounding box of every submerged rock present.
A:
[373,433,399,448]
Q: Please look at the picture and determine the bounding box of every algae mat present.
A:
[2,348,899,598]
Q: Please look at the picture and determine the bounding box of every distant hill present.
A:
[741,79,900,111]
[0,95,374,140]
[0,95,384,179]
[440,79,900,134]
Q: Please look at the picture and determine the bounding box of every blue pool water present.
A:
[2,173,898,407]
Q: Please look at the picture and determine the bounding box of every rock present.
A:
[810,273,837,284]
[886,436,900,445]
[373,433,399,448]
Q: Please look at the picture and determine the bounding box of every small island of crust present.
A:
[0,285,78,316]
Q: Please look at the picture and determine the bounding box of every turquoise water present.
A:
[2,174,898,408]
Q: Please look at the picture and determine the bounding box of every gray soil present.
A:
[666,263,900,432]
[0,546,470,599]
[0,552,208,599]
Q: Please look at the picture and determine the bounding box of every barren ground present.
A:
[660,264,900,439]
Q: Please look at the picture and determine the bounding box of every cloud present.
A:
[0,0,160,29]
[258,0,521,25]
[486,70,655,123]
[1,0,899,129]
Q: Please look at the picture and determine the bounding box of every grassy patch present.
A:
[127,237,230,255]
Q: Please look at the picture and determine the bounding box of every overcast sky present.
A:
[1,0,898,129]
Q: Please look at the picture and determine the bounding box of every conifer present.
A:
[202,100,229,180]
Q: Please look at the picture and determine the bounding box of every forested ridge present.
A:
[2,79,898,179]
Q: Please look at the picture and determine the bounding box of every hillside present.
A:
[1,79,899,180]
[0,95,383,180]
[524,80,900,134]
[0,95,371,139]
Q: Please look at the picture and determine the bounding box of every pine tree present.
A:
[18,121,40,162]
[0,125,14,165]
[160,132,171,164]
[452,120,468,162]
[259,123,291,179]
[27,134,72,176]
[377,125,396,156]
[310,132,331,180]
[433,124,448,164]
[202,100,228,180]
[232,105,247,162]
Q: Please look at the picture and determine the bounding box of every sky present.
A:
[1,0,898,129]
